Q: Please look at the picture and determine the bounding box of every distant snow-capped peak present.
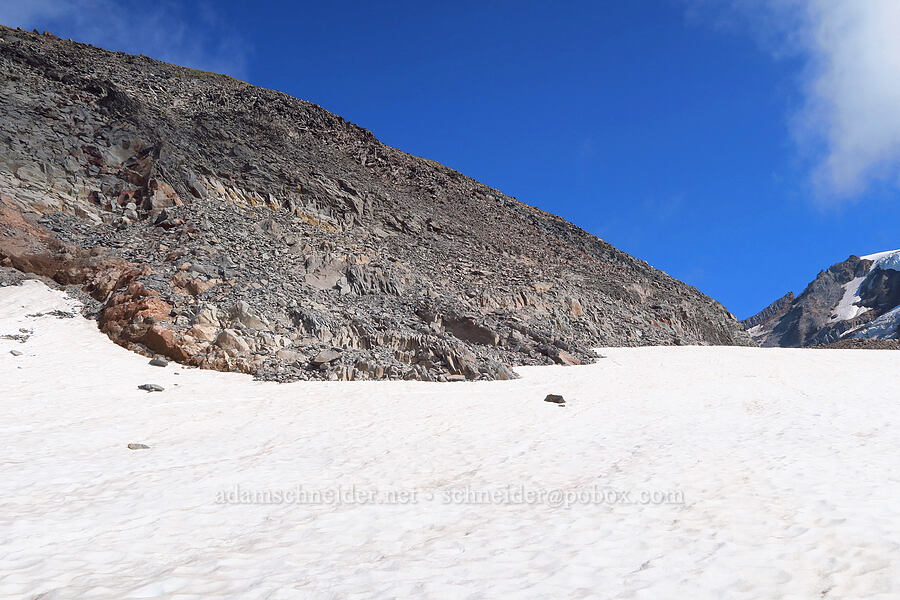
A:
[743,249,900,346]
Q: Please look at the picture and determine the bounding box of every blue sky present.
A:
[4,0,900,318]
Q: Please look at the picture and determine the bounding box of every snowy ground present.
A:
[2,280,900,599]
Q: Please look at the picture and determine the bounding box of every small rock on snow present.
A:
[138,384,165,392]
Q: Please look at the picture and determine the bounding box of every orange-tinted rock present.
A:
[146,179,182,211]
[171,271,217,296]
[142,324,190,362]
[100,290,171,329]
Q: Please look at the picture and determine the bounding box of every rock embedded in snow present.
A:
[9,349,22,356]
[544,394,565,404]
[26,310,75,319]
[127,443,150,450]
[149,357,168,367]
[554,349,580,366]
[137,384,164,392]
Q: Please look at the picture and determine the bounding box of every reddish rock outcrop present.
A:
[1,197,198,363]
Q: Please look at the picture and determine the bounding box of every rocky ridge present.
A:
[744,251,900,346]
[0,27,752,381]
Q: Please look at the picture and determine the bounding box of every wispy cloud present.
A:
[687,0,900,202]
[0,0,249,79]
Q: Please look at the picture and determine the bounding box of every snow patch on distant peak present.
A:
[850,304,900,340]
[860,248,900,271]
[859,248,899,260]
[874,252,900,272]
[829,275,867,323]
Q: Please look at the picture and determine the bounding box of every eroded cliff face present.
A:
[744,252,900,347]
[0,26,752,381]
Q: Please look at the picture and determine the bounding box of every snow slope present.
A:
[829,275,868,322]
[3,280,900,599]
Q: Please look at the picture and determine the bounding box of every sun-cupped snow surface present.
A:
[3,280,900,599]
[861,248,900,271]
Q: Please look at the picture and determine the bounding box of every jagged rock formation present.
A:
[0,27,752,381]
[741,292,794,330]
[744,251,900,347]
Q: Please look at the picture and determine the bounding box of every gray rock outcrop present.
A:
[0,27,752,381]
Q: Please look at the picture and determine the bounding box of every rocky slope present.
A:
[744,250,900,347]
[0,26,752,381]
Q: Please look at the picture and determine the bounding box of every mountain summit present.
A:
[0,27,751,380]
[744,250,900,347]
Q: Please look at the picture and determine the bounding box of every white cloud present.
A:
[688,0,900,201]
[801,0,900,198]
[0,0,249,79]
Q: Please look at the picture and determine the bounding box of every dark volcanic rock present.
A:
[0,27,752,381]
